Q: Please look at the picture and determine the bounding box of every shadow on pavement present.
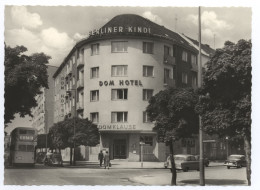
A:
[179,179,247,186]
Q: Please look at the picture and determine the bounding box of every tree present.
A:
[49,117,100,165]
[4,44,51,124]
[198,39,251,185]
[146,88,199,185]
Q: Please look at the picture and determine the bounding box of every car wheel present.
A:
[183,167,189,172]
[227,166,230,169]
[164,166,167,169]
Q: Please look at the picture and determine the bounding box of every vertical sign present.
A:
[60,76,65,119]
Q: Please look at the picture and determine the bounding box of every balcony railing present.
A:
[163,55,176,65]
[163,78,176,88]
[77,102,84,111]
[77,80,84,90]
[77,58,84,68]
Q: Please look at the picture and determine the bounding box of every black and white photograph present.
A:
[1,1,259,189]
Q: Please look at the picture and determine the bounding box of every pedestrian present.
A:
[98,150,104,167]
[104,151,110,169]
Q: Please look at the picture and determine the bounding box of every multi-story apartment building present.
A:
[53,14,216,161]
[31,65,58,135]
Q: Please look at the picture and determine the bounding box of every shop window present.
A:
[182,50,188,62]
[111,41,128,53]
[111,65,128,76]
[111,112,128,123]
[143,42,154,54]
[91,67,99,78]
[112,89,128,100]
[143,66,154,77]
[143,111,151,123]
[143,89,153,101]
[90,90,99,102]
[191,54,197,65]
[182,72,188,84]
[140,136,153,146]
[91,43,99,55]
[90,112,99,123]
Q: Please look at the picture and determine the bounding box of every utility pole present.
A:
[198,6,205,186]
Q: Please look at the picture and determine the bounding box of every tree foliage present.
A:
[198,39,251,140]
[146,87,199,143]
[49,117,100,149]
[198,39,251,185]
[4,45,51,124]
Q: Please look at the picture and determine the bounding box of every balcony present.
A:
[77,80,84,90]
[77,58,84,68]
[163,55,176,66]
[77,102,84,112]
[191,61,198,71]
[163,78,176,88]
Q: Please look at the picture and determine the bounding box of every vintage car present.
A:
[44,152,63,167]
[164,154,200,172]
[224,154,246,169]
[194,155,210,167]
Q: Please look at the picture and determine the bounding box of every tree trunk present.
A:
[244,135,251,186]
[73,147,76,166]
[169,140,177,186]
[70,147,73,166]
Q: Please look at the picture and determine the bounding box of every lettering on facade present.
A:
[98,124,137,130]
[60,76,65,118]
[99,80,143,87]
[89,26,151,36]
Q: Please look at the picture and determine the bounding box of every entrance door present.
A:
[113,139,126,159]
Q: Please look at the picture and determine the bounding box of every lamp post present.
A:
[226,136,229,159]
[140,141,145,168]
[198,6,205,186]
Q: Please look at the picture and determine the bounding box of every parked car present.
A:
[194,155,210,167]
[164,154,200,172]
[44,152,63,167]
[224,154,246,169]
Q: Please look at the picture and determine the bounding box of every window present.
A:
[192,74,197,87]
[140,136,153,146]
[182,73,188,84]
[27,145,34,152]
[112,89,128,100]
[143,42,154,54]
[143,66,154,77]
[111,65,128,76]
[18,145,26,151]
[191,54,197,65]
[164,45,170,56]
[143,89,153,101]
[90,112,99,123]
[143,111,151,123]
[111,112,128,123]
[182,51,188,62]
[111,41,128,52]
[90,90,99,101]
[91,44,99,55]
[91,67,99,78]
[164,68,170,84]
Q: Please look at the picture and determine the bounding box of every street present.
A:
[4,161,247,186]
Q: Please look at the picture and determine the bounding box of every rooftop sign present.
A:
[89,26,151,36]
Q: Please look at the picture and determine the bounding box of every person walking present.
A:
[104,151,110,169]
[98,150,104,167]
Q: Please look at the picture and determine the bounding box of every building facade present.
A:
[31,65,57,135]
[53,14,213,161]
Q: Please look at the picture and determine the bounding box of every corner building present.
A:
[53,14,200,162]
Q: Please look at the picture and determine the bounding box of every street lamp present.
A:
[66,88,77,166]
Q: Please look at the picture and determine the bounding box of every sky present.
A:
[4,6,252,67]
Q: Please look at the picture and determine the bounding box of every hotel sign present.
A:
[89,26,151,36]
[99,80,143,87]
[98,124,137,130]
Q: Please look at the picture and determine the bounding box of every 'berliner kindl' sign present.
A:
[89,26,151,36]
